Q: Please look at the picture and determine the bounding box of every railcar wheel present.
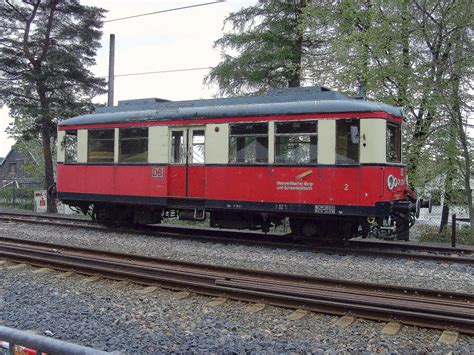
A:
[94,204,134,227]
[290,217,359,245]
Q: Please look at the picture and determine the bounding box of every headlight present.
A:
[387,175,396,190]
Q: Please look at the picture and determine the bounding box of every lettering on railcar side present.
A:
[314,204,336,214]
[276,181,313,191]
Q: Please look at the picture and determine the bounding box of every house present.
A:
[0,140,45,188]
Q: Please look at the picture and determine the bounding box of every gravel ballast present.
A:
[1,265,473,353]
[0,220,473,353]
[1,221,472,293]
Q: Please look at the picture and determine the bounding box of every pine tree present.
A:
[0,0,107,212]
[205,0,314,96]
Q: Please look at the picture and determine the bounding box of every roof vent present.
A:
[118,98,171,107]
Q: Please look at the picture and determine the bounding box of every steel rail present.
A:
[1,211,473,265]
[0,237,472,334]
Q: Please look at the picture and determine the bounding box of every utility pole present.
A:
[108,34,115,106]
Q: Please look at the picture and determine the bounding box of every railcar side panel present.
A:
[58,164,406,211]
[167,165,186,197]
[57,164,168,197]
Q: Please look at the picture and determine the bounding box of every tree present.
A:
[0,0,106,212]
[205,0,315,96]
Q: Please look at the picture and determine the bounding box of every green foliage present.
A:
[0,0,107,211]
[0,0,107,140]
[206,0,314,96]
[0,186,35,210]
[13,139,46,181]
[210,0,473,229]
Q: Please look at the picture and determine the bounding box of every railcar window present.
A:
[88,129,114,163]
[64,130,77,163]
[119,127,148,163]
[336,120,360,164]
[229,123,268,163]
[275,122,317,164]
[171,131,186,164]
[191,130,205,164]
[386,122,401,163]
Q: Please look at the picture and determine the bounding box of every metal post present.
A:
[107,34,115,107]
[451,214,456,248]
[12,181,15,208]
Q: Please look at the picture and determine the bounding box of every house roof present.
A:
[0,139,42,167]
[59,85,405,127]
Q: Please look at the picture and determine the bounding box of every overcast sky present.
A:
[0,0,256,157]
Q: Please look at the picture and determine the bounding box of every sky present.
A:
[0,0,256,157]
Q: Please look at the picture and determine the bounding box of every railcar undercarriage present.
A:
[63,199,428,244]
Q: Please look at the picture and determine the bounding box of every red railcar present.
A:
[56,86,428,241]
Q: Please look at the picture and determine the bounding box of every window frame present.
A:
[7,162,17,177]
[190,129,205,165]
[386,121,402,163]
[335,119,360,165]
[87,128,115,163]
[64,130,78,164]
[118,127,149,163]
[274,120,318,165]
[228,122,269,164]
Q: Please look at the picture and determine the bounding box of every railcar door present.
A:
[168,127,206,198]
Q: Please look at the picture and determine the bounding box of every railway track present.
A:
[0,236,472,334]
[1,210,473,265]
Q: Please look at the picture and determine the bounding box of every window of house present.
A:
[386,122,401,163]
[8,162,17,176]
[64,130,78,163]
[336,119,360,164]
[275,121,317,164]
[229,123,268,163]
[191,130,205,164]
[88,129,114,163]
[119,127,148,163]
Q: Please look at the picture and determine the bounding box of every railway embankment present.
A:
[0,216,473,353]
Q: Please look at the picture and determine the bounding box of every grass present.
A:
[417,224,474,246]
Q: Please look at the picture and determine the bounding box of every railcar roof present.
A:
[59,86,404,127]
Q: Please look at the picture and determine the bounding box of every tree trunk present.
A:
[41,123,57,213]
[288,0,306,88]
[450,21,473,234]
[36,78,57,213]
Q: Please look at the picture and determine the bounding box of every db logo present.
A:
[40,198,46,206]
[151,167,164,178]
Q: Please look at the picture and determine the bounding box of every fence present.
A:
[412,204,472,245]
[0,183,35,210]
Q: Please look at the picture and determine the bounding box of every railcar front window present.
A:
[88,129,114,163]
[229,123,268,163]
[119,127,148,163]
[386,122,401,163]
[275,122,317,164]
[64,130,77,163]
[336,120,359,164]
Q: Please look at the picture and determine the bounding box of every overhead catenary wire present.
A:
[104,1,225,23]
[106,66,212,78]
